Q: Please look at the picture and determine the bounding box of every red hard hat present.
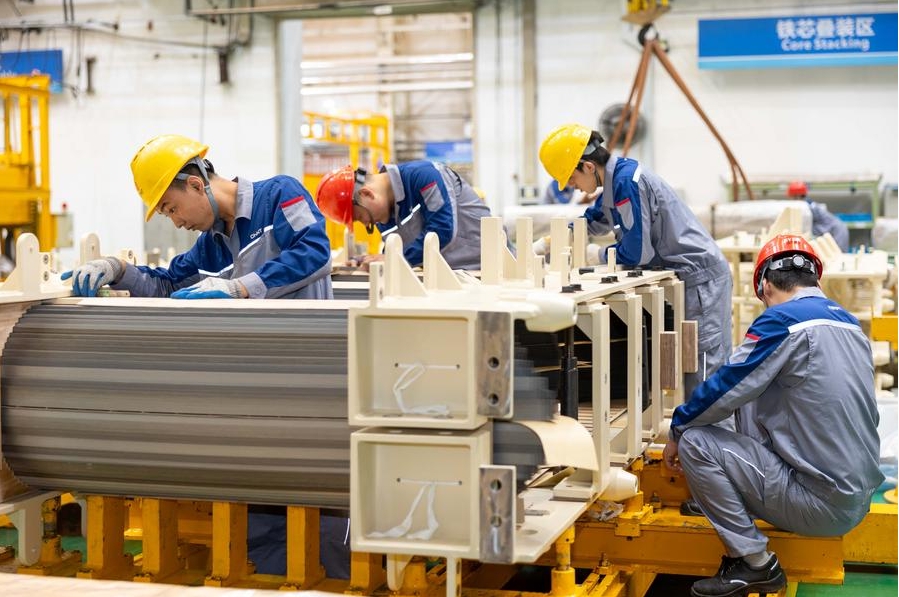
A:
[787,181,808,197]
[315,165,356,225]
[753,234,823,300]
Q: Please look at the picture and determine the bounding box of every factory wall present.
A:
[475,0,898,219]
[1,0,895,267]
[0,1,279,267]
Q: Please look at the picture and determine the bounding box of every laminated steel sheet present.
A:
[0,303,352,506]
[0,301,552,507]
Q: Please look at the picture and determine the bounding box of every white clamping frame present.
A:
[350,426,491,560]
[348,308,514,429]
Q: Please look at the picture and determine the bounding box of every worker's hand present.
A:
[532,236,551,256]
[60,257,124,297]
[662,440,682,473]
[358,254,384,272]
[170,277,246,299]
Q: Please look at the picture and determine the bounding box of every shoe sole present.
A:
[690,571,786,597]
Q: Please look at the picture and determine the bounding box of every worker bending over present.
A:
[315,160,491,270]
[539,123,732,397]
[63,134,333,299]
[788,180,850,252]
[664,235,881,597]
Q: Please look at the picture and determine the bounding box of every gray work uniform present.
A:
[807,199,850,252]
[378,161,491,270]
[583,156,733,397]
[671,287,883,557]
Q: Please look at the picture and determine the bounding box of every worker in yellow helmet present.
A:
[539,123,732,399]
[62,134,333,299]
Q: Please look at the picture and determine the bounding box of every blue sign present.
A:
[699,13,897,69]
[424,140,473,164]
[0,49,64,92]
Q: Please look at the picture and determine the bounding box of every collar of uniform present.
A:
[211,176,252,239]
[380,164,406,222]
[234,176,254,220]
[600,155,619,204]
[788,286,826,302]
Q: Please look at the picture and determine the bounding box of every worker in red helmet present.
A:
[663,234,882,597]
[315,160,492,270]
[787,181,850,252]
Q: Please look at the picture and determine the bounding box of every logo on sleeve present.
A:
[250,228,263,240]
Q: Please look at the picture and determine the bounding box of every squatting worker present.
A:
[63,134,333,299]
[314,160,492,270]
[539,123,733,398]
[664,234,881,597]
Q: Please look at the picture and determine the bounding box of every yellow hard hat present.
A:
[131,134,209,222]
[539,123,591,188]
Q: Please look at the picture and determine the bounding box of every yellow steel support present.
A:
[0,75,55,252]
[77,495,135,580]
[399,557,429,593]
[347,551,386,595]
[532,461,862,589]
[549,509,844,585]
[281,505,325,589]
[843,502,898,564]
[551,526,576,596]
[581,565,630,596]
[871,315,897,350]
[16,495,80,577]
[204,501,251,587]
[134,498,181,583]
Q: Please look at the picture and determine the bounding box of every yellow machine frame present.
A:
[0,75,55,253]
[302,111,390,256]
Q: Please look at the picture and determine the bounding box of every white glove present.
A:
[61,257,124,296]
[532,236,551,256]
[170,277,245,299]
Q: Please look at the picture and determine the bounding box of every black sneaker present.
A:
[691,554,786,597]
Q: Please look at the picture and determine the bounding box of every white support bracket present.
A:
[607,292,644,462]
[0,234,71,303]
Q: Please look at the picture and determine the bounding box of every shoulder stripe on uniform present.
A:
[420,181,437,193]
[281,196,305,208]
[787,318,862,334]
[615,197,631,207]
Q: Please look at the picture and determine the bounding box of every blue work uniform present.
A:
[807,199,850,252]
[583,156,732,396]
[542,180,576,204]
[377,161,491,270]
[114,176,333,299]
[671,287,882,557]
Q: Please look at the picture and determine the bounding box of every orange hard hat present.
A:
[315,165,357,226]
[787,181,808,197]
[753,234,823,299]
